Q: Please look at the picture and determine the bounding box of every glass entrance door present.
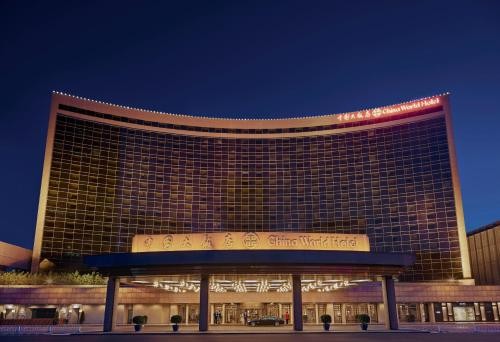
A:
[266,303,279,317]
[188,304,199,323]
[225,304,238,324]
[303,304,316,323]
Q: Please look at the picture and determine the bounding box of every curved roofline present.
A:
[53,91,448,120]
[51,91,448,130]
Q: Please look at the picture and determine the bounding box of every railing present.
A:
[0,324,81,335]
[403,323,500,333]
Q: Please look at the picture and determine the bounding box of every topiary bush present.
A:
[132,315,147,325]
[355,314,370,324]
[170,315,182,324]
[320,314,332,324]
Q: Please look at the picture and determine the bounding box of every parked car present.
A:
[248,316,285,326]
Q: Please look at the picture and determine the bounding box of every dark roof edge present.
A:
[467,220,500,236]
[84,250,416,269]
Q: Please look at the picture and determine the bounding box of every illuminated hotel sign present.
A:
[132,232,370,253]
[337,97,441,122]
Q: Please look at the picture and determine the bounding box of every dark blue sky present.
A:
[1,1,499,249]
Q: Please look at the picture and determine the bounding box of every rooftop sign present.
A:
[132,232,370,253]
[337,97,441,122]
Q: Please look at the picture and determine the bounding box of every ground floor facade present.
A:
[3,249,498,331]
[2,281,500,327]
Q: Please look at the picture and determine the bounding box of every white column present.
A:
[428,303,435,323]
[210,304,215,324]
[279,304,283,318]
[419,303,426,322]
[222,304,226,324]
[315,304,319,324]
[185,304,189,324]
[162,304,170,324]
[326,304,333,315]
[170,304,178,316]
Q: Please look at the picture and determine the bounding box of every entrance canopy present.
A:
[85,250,414,332]
[85,250,415,277]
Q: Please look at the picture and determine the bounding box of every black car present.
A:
[248,316,285,326]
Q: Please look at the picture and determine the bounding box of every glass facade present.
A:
[40,104,462,281]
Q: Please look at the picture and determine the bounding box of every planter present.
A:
[361,323,368,331]
[172,324,179,332]
[132,315,147,330]
[320,314,332,331]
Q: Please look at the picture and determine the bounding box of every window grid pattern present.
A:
[41,114,462,281]
[58,104,442,135]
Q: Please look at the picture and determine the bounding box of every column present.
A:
[381,276,398,330]
[103,276,120,332]
[185,304,189,324]
[162,304,170,324]
[199,274,209,331]
[428,303,436,323]
[315,304,319,324]
[326,304,334,318]
[419,303,426,322]
[170,304,178,316]
[278,303,283,319]
[210,304,215,324]
[292,274,303,331]
[221,304,226,324]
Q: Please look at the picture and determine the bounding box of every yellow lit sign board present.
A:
[132,232,370,253]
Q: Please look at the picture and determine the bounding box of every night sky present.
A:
[1,1,499,249]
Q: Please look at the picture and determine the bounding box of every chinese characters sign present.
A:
[132,232,370,252]
[337,97,441,122]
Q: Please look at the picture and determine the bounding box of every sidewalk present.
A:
[78,323,422,334]
[4,323,500,336]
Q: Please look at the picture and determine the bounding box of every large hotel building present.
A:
[1,92,500,331]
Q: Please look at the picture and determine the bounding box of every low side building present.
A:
[0,241,32,271]
[468,221,500,285]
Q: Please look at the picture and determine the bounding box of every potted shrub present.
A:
[356,314,370,331]
[320,314,332,331]
[132,315,147,332]
[171,315,182,332]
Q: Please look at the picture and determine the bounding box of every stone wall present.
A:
[1,282,500,306]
